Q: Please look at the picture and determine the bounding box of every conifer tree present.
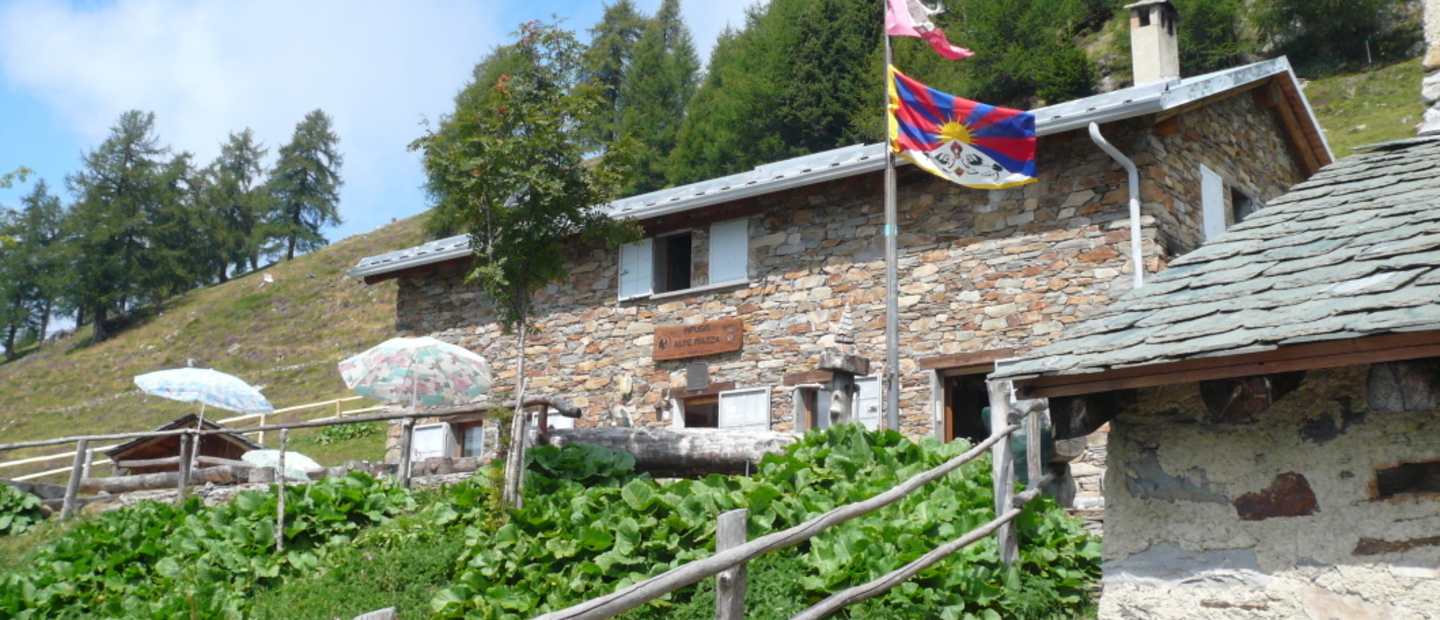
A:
[64,110,172,342]
[0,179,67,358]
[266,109,343,261]
[583,0,647,146]
[207,129,269,278]
[616,0,699,194]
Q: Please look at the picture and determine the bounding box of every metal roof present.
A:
[994,135,1440,383]
[351,58,1323,281]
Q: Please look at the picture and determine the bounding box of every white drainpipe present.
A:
[1088,122,1145,289]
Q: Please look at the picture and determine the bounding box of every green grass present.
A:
[0,215,430,480]
[1304,56,1428,155]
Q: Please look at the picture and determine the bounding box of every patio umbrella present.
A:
[242,449,323,482]
[338,336,493,408]
[135,368,273,461]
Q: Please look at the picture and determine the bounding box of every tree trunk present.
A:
[544,427,797,478]
[80,464,252,494]
[503,320,530,508]
[92,306,109,342]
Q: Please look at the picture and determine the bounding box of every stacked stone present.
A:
[1424,0,1440,135]
[392,104,1304,442]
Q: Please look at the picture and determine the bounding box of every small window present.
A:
[655,232,693,293]
[411,423,454,461]
[617,218,749,300]
[460,423,486,458]
[682,395,720,428]
[943,372,992,444]
[719,387,771,431]
[1136,8,1151,27]
[1231,187,1259,224]
[1374,460,1440,499]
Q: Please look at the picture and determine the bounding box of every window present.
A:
[679,387,770,430]
[855,377,881,430]
[619,218,749,300]
[798,378,881,431]
[411,423,454,461]
[460,424,486,458]
[1201,164,1261,240]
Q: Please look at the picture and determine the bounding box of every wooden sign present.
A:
[654,318,744,361]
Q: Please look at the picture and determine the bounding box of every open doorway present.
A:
[943,370,991,445]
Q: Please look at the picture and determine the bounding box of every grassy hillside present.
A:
[1304,56,1428,154]
[0,215,429,478]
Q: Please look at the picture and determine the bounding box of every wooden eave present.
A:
[1012,330,1440,400]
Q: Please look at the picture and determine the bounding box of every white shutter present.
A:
[1200,164,1226,240]
[708,218,749,285]
[855,377,881,430]
[618,238,653,300]
[411,423,452,461]
[718,387,771,431]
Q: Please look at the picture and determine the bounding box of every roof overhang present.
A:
[1008,330,1440,400]
[351,57,1332,284]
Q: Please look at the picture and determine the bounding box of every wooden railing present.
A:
[0,396,381,482]
[530,380,1051,620]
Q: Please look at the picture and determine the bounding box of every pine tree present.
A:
[669,0,881,185]
[64,110,172,342]
[615,0,699,195]
[207,129,270,278]
[583,0,647,146]
[266,110,343,261]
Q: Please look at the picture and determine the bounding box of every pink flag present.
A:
[885,0,973,60]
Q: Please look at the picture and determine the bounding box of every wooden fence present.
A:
[528,380,1051,620]
[0,396,381,483]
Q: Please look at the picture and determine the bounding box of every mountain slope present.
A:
[0,215,428,476]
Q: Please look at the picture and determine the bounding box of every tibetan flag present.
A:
[885,0,973,60]
[888,66,1036,189]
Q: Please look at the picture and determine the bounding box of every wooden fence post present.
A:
[81,447,94,480]
[176,433,193,501]
[258,413,267,446]
[276,429,288,553]
[985,381,1018,565]
[397,418,414,488]
[61,438,88,519]
[715,508,749,620]
[1025,402,1043,490]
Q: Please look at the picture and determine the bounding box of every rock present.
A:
[1299,585,1392,620]
[1233,472,1318,521]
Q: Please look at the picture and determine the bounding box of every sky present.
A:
[0,0,760,243]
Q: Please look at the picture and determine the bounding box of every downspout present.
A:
[1088,122,1145,289]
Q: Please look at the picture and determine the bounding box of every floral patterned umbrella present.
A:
[338,337,493,408]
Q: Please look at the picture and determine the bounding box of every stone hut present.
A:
[351,16,1329,508]
[995,131,1440,616]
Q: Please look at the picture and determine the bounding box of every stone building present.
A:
[350,3,1329,506]
[995,134,1440,615]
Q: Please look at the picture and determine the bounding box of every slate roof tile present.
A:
[995,135,1440,382]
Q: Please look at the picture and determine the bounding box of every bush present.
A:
[0,484,46,538]
[433,425,1100,619]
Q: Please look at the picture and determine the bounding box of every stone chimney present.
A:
[1126,0,1181,86]
[1422,0,1440,135]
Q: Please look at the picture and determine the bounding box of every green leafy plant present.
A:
[305,420,380,445]
[0,485,46,537]
[433,425,1099,619]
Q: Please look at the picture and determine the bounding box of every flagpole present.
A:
[882,27,901,433]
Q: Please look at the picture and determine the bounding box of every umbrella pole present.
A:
[193,402,207,472]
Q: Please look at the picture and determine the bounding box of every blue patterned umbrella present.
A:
[134,368,274,415]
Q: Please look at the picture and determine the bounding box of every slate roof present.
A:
[351,58,1327,281]
[995,135,1440,381]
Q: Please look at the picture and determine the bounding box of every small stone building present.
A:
[351,4,1329,509]
[995,134,1440,617]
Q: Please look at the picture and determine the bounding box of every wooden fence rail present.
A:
[530,420,1022,620]
[531,380,1049,620]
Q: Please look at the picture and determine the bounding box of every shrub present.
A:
[0,484,46,538]
[433,425,1100,619]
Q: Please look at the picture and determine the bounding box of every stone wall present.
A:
[1149,90,1308,255]
[396,122,1178,439]
[1099,364,1440,618]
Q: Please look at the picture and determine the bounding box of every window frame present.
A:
[617,217,751,301]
